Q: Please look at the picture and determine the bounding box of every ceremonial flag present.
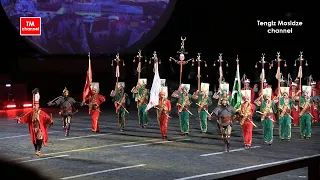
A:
[83,54,92,102]
[297,65,303,78]
[116,65,120,77]
[275,66,281,80]
[145,60,161,111]
[230,62,242,110]
[260,69,265,81]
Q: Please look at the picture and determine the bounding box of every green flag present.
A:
[230,62,242,110]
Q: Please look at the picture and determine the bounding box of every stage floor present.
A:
[0,108,319,180]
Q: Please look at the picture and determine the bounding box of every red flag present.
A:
[83,57,92,102]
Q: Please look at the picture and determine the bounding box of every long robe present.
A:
[177,93,192,134]
[193,93,212,133]
[278,98,293,140]
[157,97,171,137]
[257,100,277,144]
[112,92,129,129]
[18,109,52,146]
[88,93,106,132]
[299,96,313,138]
[239,102,256,146]
[133,87,149,126]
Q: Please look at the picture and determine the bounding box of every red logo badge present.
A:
[20,17,41,36]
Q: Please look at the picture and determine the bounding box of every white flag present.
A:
[297,66,303,78]
[275,67,281,79]
[145,61,161,111]
[260,69,265,81]
[116,65,120,77]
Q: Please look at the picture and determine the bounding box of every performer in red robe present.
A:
[16,89,53,156]
[82,82,106,132]
[239,95,256,149]
[155,87,171,139]
[289,82,300,126]
[241,78,255,103]
[310,81,319,122]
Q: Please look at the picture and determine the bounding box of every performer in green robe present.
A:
[131,79,149,128]
[192,83,212,134]
[278,91,293,140]
[254,93,277,145]
[172,84,192,136]
[110,82,130,131]
[298,88,314,139]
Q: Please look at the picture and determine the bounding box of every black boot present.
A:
[65,123,70,136]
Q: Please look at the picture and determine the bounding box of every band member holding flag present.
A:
[155,86,171,139]
[211,97,238,152]
[172,84,192,136]
[132,79,150,128]
[254,53,277,145]
[81,53,106,132]
[278,87,293,141]
[192,83,212,134]
[15,89,54,156]
[169,37,193,116]
[297,86,314,139]
[110,53,129,131]
[111,82,129,131]
[82,83,106,132]
[254,88,278,145]
[47,87,81,136]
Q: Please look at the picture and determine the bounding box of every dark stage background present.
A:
[0,1,316,106]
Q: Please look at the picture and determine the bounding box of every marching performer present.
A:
[172,84,192,136]
[47,87,80,136]
[131,79,149,128]
[254,88,277,145]
[239,90,256,149]
[289,82,300,126]
[310,80,319,122]
[192,83,212,134]
[211,97,238,152]
[110,82,130,131]
[298,86,314,139]
[155,86,171,139]
[15,89,53,156]
[241,75,255,103]
[82,83,106,132]
[278,87,293,141]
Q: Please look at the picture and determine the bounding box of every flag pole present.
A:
[133,50,143,108]
[272,52,287,105]
[254,54,270,97]
[111,53,125,89]
[169,36,193,86]
[213,53,228,93]
[191,53,207,91]
[297,51,304,116]
[88,52,91,83]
